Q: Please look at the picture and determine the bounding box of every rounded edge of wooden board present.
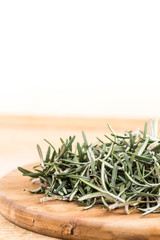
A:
[0,166,81,240]
[0,165,114,240]
[1,165,160,240]
[0,189,116,240]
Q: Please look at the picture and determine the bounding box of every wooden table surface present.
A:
[0,115,147,240]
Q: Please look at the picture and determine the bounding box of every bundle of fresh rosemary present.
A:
[18,119,160,215]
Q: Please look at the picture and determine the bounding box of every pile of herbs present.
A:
[18,119,160,215]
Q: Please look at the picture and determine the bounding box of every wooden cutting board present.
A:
[0,164,160,240]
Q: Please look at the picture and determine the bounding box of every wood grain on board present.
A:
[0,214,53,240]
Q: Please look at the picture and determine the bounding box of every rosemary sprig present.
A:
[18,119,160,215]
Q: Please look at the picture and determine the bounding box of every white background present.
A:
[0,0,160,118]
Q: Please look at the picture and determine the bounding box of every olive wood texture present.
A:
[0,163,160,240]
